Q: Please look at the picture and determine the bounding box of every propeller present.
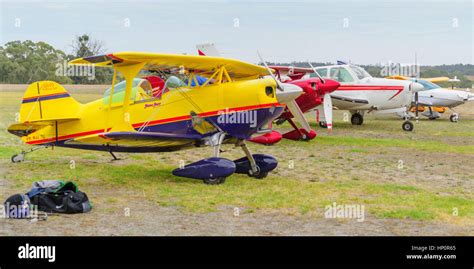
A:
[308,62,333,131]
[323,93,333,131]
[414,53,419,122]
[308,62,325,84]
[414,88,419,122]
[257,51,312,133]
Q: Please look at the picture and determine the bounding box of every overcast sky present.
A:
[1,0,472,65]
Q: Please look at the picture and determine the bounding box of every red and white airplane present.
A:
[311,63,425,131]
[270,62,425,131]
[196,44,340,145]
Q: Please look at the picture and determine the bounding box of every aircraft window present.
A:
[103,79,141,105]
[165,76,186,89]
[350,65,371,79]
[311,68,328,78]
[330,67,354,83]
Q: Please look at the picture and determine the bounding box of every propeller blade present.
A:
[257,51,284,91]
[287,100,312,133]
[323,93,333,131]
[258,51,310,133]
[308,62,325,83]
[415,92,419,122]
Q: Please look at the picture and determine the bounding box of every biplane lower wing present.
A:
[63,131,203,152]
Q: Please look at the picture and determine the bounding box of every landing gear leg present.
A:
[236,140,267,179]
[287,118,308,140]
[109,151,120,161]
[11,145,49,163]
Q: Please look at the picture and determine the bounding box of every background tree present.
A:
[68,34,112,84]
[0,40,72,84]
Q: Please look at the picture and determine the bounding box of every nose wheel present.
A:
[450,113,459,122]
[351,113,364,125]
[402,120,414,132]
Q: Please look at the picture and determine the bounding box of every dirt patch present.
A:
[1,178,472,236]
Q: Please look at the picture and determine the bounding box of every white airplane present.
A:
[392,78,474,122]
[311,64,424,131]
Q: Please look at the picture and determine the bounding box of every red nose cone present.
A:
[319,79,340,94]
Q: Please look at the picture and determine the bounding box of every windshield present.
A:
[103,78,147,105]
[349,65,371,79]
[413,79,441,90]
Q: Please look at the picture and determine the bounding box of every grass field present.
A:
[1,84,473,235]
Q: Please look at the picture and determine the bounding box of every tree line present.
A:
[0,35,113,85]
[1,37,473,88]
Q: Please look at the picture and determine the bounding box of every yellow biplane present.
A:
[8,52,305,184]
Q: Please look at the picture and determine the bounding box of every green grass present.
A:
[288,135,474,154]
[5,159,473,222]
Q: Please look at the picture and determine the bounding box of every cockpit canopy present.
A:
[101,74,207,107]
[312,64,372,83]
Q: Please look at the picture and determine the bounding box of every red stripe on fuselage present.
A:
[131,102,283,128]
[337,85,404,100]
[25,103,282,144]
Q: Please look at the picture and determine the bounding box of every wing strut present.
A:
[110,63,145,132]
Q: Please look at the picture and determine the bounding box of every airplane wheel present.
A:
[450,114,459,122]
[203,177,226,185]
[247,166,268,179]
[11,153,25,163]
[402,121,414,132]
[351,113,364,125]
[253,172,268,179]
[319,121,328,128]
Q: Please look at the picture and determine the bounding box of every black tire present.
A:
[247,166,268,179]
[11,154,24,163]
[402,121,414,132]
[203,177,226,185]
[253,172,268,179]
[351,113,363,125]
[319,121,327,128]
[450,114,458,122]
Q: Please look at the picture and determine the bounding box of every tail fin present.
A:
[19,81,81,123]
[196,43,221,57]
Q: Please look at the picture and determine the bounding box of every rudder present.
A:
[19,81,81,123]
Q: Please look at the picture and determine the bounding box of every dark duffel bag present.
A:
[30,190,91,214]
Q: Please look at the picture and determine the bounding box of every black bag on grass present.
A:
[3,194,31,218]
[29,181,92,214]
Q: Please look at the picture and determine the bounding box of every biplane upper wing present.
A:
[64,131,203,148]
[69,52,269,79]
